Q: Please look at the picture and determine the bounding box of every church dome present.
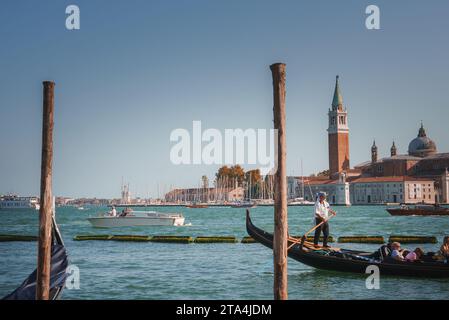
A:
[408,123,437,157]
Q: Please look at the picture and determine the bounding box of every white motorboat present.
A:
[88,209,185,228]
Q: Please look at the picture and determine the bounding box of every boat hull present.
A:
[387,208,449,216]
[88,216,185,227]
[246,210,449,278]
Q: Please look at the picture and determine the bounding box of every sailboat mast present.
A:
[301,158,304,199]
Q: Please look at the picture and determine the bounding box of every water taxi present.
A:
[88,208,185,227]
[387,203,449,216]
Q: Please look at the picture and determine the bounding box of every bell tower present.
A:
[371,140,378,163]
[390,141,397,157]
[328,75,350,178]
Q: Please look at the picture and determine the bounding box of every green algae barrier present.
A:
[0,234,38,242]
[150,236,193,243]
[111,235,152,242]
[241,236,257,243]
[194,236,237,243]
[338,236,385,244]
[388,235,437,244]
[74,235,113,241]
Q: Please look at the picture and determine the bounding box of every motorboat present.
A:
[387,203,449,216]
[88,209,185,227]
[230,201,257,208]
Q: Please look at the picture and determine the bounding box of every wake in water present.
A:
[180,223,193,227]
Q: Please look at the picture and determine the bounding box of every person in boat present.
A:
[110,206,117,217]
[405,247,424,262]
[441,236,449,257]
[313,192,336,248]
[434,236,449,261]
[390,242,407,261]
[120,209,128,217]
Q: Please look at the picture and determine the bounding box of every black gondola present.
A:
[246,210,449,278]
[2,216,69,300]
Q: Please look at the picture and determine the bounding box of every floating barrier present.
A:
[150,236,193,243]
[0,234,38,242]
[388,235,437,244]
[338,236,385,244]
[73,235,113,241]
[111,235,152,242]
[241,236,257,243]
[70,234,438,245]
[194,236,237,243]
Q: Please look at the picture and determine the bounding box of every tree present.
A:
[230,165,245,187]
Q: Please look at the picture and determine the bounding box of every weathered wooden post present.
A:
[36,81,55,300]
[270,63,288,300]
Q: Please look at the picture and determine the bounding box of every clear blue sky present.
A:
[1,0,448,198]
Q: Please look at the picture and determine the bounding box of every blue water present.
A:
[0,205,448,299]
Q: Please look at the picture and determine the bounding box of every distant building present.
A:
[349,176,436,205]
[164,187,245,203]
[354,123,449,203]
[295,173,350,205]
[55,197,75,206]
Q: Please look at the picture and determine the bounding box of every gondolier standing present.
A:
[313,192,336,248]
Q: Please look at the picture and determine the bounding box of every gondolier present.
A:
[313,192,336,248]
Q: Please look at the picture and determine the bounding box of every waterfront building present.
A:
[165,187,244,203]
[349,176,436,205]
[55,197,75,206]
[292,173,350,205]
[287,176,300,199]
[354,123,449,203]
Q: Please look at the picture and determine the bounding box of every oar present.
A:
[288,212,336,250]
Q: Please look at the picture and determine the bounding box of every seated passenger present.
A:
[390,242,405,261]
[440,236,449,258]
[433,236,449,261]
[405,248,424,262]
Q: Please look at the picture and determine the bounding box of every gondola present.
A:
[246,210,449,278]
[2,216,69,300]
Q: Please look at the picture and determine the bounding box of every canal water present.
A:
[1,205,448,299]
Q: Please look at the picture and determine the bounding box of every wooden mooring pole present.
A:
[270,63,288,300]
[36,81,55,300]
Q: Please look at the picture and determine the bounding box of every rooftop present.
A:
[350,176,434,184]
